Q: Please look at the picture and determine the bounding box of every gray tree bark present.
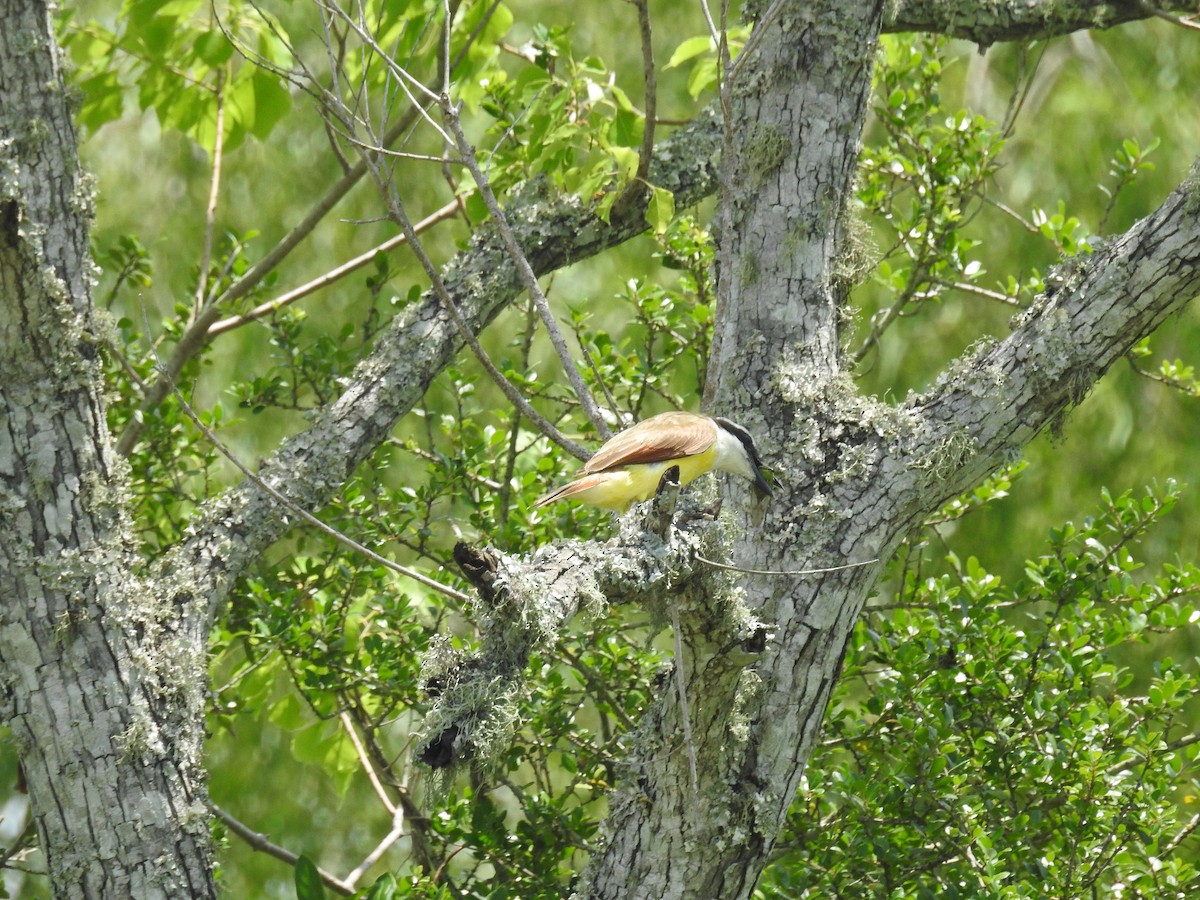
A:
[0,1,215,896]
[1,0,1198,897]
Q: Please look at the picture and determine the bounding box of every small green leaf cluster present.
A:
[59,0,293,149]
[663,26,752,99]
[856,36,1012,350]
[231,304,390,413]
[566,216,715,417]
[761,480,1200,898]
[465,23,650,220]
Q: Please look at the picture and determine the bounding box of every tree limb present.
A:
[900,161,1200,512]
[884,0,1195,44]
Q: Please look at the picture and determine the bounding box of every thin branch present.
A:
[345,808,407,890]
[695,554,879,576]
[1139,2,1200,31]
[160,367,471,603]
[1125,354,1200,397]
[338,712,410,890]
[851,260,931,365]
[332,133,460,164]
[306,7,594,459]
[929,277,1024,307]
[207,199,460,336]
[206,801,355,896]
[396,439,504,491]
[612,0,657,216]
[115,102,429,457]
[315,0,453,143]
[698,0,731,124]
[354,136,592,461]
[728,0,788,86]
[443,109,613,440]
[193,68,226,318]
[1162,812,1200,857]
[340,711,397,814]
[999,41,1047,139]
[0,817,36,869]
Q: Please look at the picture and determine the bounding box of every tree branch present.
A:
[884,0,1195,44]
[416,496,745,770]
[901,160,1200,512]
[206,802,355,896]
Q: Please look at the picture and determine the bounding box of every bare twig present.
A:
[612,0,657,216]
[851,261,930,365]
[698,0,732,124]
[443,109,612,440]
[207,199,461,336]
[341,711,397,814]
[338,714,411,890]
[728,0,787,86]
[314,0,453,143]
[929,277,1024,307]
[194,69,226,318]
[206,801,355,896]
[345,807,407,890]
[1140,2,1200,30]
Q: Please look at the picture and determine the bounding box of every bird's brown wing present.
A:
[583,412,716,473]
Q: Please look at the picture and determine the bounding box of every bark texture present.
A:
[886,0,1195,44]
[0,1,215,896]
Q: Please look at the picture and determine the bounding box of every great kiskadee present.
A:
[534,411,772,512]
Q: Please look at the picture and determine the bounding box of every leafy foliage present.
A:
[5,3,1195,899]
[763,480,1200,898]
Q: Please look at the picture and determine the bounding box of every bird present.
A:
[534,411,773,513]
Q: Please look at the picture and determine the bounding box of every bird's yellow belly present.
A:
[583,447,718,512]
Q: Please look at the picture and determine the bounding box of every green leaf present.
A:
[193,30,233,66]
[666,35,712,69]
[294,856,325,900]
[78,71,125,132]
[364,873,398,900]
[645,186,675,235]
[610,108,644,148]
[249,70,292,139]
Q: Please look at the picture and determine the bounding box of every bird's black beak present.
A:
[752,465,774,500]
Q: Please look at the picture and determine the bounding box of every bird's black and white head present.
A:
[712,416,773,499]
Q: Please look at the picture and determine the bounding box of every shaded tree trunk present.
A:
[0,1,216,895]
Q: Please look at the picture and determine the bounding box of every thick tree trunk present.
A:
[0,1,216,895]
[582,3,887,898]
